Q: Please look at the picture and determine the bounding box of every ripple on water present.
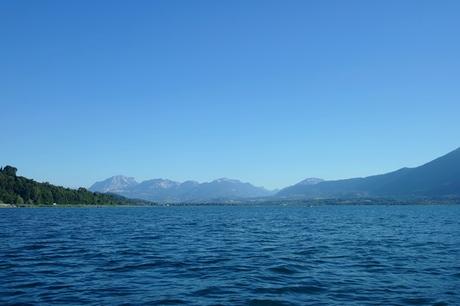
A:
[191,286,235,297]
[152,298,187,305]
[267,265,299,275]
[254,284,326,295]
[0,205,459,305]
[400,297,434,305]
[247,299,296,306]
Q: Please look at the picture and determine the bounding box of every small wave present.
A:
[400,297,433,305]
[12,281,44,289]
[432,302,448,306]
[267,265,298,275]
[191,286,233,297]
[106,260,189,272]
[23,243,48,251]
[254,285,326,294]
[247,299,295,306]
[106,262,161,272]
[152,298,187,305]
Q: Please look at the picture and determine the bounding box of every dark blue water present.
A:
[0,205,459,305]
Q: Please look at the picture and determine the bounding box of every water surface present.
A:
[0,205,459,305]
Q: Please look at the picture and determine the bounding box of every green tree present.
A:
[0,166,150,205]
[16,195,24,204]
[2,166,17,177]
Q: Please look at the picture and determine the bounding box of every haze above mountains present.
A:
[90,147,460,202]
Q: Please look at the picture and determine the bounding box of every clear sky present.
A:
[1,0,459,190]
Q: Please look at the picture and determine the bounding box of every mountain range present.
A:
[89,177,275,202]
[90,147,460,202]
[278,147,460,199]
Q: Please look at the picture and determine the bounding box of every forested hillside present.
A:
[0,166,149,205]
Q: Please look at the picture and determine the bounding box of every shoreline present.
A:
[0,203,153,208]
[1,201,459,208]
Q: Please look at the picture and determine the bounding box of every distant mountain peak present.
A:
[90,176,272,202]
[181,180,200,186]
[296,178,324,186]
[212,178,242,184]
[144,179,179,189]
[89,175,138,193]
[111,175,137,182]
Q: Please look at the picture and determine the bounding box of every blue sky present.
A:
[1,0,459,190]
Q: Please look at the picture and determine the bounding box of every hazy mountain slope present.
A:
[375,147,460,197]
[296,178,325,186]
[90,177,273,202]
[89,175,138,193]
[278,147,460,198]
[180,178,272,201]
[128,179,183,202]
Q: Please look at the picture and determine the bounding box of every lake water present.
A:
[0,205,459,305]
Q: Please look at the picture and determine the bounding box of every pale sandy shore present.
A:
[0,203,16,208]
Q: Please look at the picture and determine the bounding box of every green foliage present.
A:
[0,165,151,205]
[2,166,17,177]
